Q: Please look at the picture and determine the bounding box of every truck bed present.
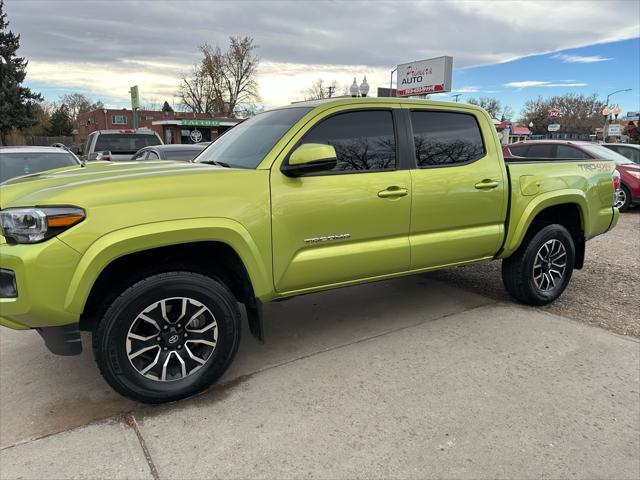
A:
[500,158,617,257]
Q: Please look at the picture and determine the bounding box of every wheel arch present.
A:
[65,218,273,323]
[501,192,587,268]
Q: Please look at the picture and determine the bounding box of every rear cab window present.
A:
[94,134,161,154]
[409,110,485,167]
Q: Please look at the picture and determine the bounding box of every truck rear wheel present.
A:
[92,271,240,404]
[501,224,575,306]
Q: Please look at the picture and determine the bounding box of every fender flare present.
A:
[63,218,272,314]
[501,190,589,257]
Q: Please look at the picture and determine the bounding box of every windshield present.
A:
[194,107,312,168]
[582,144,634,165]
[0,152,78,183]
[95,133,161,154]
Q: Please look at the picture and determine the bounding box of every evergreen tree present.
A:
[0,0,43,144]
[46,104,73,136]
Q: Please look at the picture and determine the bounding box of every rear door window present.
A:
[410,111,485,167]
[557,145,589,159]
[525,144,554,158]
[508,145,529,157]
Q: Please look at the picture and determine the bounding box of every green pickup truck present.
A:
[0,98,619,403]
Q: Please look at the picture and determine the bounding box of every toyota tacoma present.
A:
[0,98,619,403]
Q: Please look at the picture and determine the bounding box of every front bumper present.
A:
[0,237,82,330]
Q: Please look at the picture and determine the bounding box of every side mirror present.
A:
[282,143,337,177]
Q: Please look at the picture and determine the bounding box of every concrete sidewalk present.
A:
[1,278,638,479]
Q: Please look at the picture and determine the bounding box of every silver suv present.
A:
[82,129,163,161]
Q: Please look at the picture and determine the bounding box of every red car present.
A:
[503,140,640,211]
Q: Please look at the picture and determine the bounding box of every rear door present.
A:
[406,107,507,268]
[270,107,412,293]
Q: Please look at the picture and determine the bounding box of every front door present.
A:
[406,108,507,268]
[270,108,412,294]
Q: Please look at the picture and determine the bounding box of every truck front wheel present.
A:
[93,271,240,404]
[501,224,575,306]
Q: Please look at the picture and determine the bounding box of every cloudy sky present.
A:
[6,0,640,115]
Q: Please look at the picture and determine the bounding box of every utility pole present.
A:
[452,94,462,102]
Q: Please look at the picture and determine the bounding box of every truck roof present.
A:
[287,96,486,111]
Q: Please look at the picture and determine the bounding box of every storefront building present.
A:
[75,108,240,145]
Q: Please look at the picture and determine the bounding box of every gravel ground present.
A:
[427,209,640,338]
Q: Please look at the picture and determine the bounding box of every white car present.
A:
[0,146,81,183]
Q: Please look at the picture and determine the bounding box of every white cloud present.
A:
[553,54,613,63]
[7,0,638,105]
[455,86,481,93]
[504,81,588,88]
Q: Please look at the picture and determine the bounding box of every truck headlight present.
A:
[0,207,85,244]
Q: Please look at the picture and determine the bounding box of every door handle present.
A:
[378,187,409,198]
[474,180,500,190]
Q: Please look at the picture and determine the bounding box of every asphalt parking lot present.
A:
[1,217,639,480]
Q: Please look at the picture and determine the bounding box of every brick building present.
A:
[74,108,240,146]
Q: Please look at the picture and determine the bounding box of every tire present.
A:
[501,224,575,306]
[615,185,631,212]
[93,271,240,404]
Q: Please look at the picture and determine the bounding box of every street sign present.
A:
[548,108,561,118]
[181,119,220,127]
[548,123,561,132]
[606,124,622,136]
[396,56,453,97]
[130,85,140,109]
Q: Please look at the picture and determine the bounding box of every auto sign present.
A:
[396,56,453,97]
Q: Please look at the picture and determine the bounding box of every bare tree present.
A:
[60,93,103,120]
[302,79,339,100]
[467,97,504,119]
[519,94,604,134]
[178,64,216,114]
[234,102,264,118]
[198,36,260,116]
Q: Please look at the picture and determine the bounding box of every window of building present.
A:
[410,111,485,167]
[112,115,127,125]
[557,145,589,159]
[299,110,396,173]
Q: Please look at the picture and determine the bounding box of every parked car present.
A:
[602,143,640,164]
[132,143,209,162]
[0,98,619,403]
[503,140,640,211]
[82,128,163,162]
[0,146,81,183]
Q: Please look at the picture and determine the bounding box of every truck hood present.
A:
[0,161,226,208]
